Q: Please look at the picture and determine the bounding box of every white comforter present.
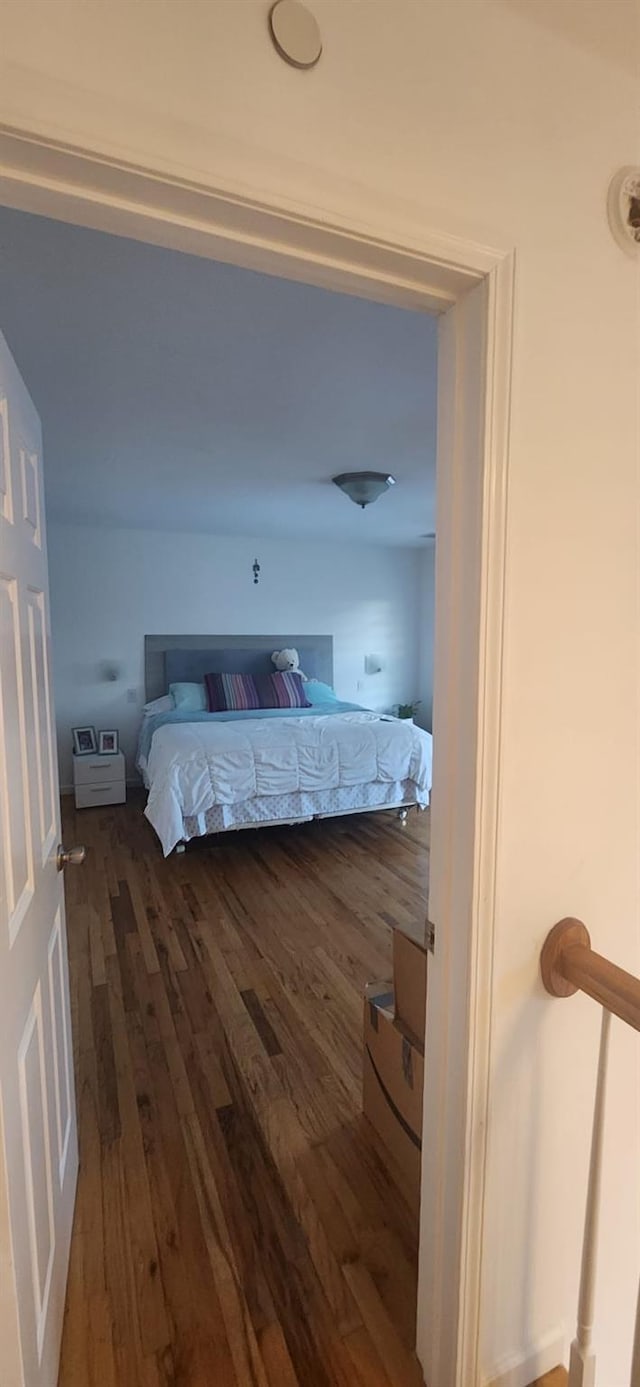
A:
[145,712,432,855]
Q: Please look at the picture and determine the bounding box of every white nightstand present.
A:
[73,751,126,809]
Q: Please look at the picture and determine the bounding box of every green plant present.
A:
[397,700,421,720]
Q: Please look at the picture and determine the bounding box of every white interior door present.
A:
[0,328,78,1386]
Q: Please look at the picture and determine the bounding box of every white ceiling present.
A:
[0,207,438,548]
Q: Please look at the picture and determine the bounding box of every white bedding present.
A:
[144,711,432,855]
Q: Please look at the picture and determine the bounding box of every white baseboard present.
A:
[483,1326,566,1387]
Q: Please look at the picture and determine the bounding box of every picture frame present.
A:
[98,729,119,755]
[72,725,97,756]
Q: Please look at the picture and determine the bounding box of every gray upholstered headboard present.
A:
[144,634,334,702]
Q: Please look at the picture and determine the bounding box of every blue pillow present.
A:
[169,681,207,712]
[305,679,338,706]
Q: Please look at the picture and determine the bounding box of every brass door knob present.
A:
[56,844,86,872]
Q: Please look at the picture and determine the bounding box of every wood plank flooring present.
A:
[58,794,430,1387]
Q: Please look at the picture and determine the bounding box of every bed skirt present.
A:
[180,778,427,842]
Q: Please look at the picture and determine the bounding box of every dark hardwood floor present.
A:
[58,793,430,1387]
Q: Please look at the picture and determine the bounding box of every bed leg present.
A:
[397,808,409,827]
[175,842,186,855]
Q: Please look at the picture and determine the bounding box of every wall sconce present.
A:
[364,654,383,675]
[253,558,261,585]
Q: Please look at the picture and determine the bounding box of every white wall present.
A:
[48,523,423,788]
[3,3,639,1382]
[417,546,435,733]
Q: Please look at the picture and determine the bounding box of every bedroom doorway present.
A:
[0,131,513,1387]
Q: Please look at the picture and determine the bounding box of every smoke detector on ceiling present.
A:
[607,167,640,257]
[269,1,322,69]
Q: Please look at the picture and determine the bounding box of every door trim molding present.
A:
[457,251,515,1384]
[0,123,501,300]
[0,123,515,1387]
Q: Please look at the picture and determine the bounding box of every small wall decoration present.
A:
[253,558,261,585]
[72,725,97,755]
[98,729,119,754]
[98,660,121,682]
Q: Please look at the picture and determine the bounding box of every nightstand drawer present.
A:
[75,780,126,809]
[74,752,124,786]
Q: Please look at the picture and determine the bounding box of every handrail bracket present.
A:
[541,918,592,997]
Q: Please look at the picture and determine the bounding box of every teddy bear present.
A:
[271,648,308,680]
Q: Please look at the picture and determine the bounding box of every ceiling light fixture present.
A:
[332,472,396,510]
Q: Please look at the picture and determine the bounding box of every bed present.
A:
[137,634,433,855]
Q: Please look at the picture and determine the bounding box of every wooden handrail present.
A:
[541,918,640,1033]
[541,918,640,1387]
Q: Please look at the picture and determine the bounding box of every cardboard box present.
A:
[393,929,428,1046]
[362,984,423,1209]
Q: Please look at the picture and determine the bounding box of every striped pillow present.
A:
[205,671,259,712]
[257,671,312,709]
[204,670,311,713]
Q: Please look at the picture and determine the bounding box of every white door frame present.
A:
[0,125,515,1387]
